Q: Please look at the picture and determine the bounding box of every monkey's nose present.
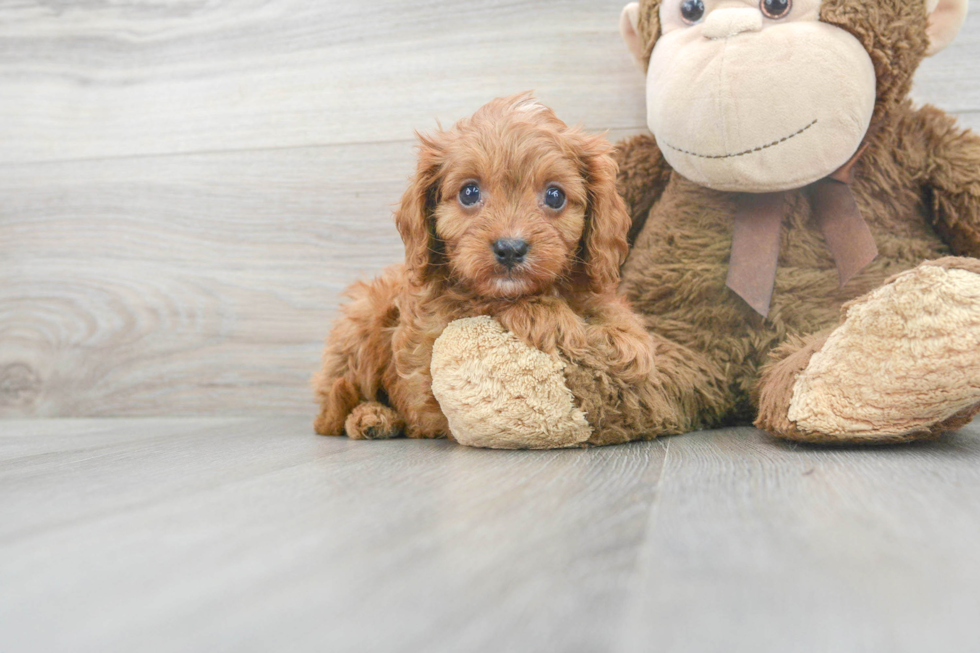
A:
[702,8,763,40]
[493,238,530,268]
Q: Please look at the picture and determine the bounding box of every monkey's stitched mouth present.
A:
[662,119,818,160]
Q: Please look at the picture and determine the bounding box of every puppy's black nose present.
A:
[493,238,530,268]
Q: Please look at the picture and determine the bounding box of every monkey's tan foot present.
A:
[344,402,405,440]
[757,258,980,443]
[430,316,593,450]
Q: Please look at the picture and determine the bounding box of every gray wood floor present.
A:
[3,419,980,653]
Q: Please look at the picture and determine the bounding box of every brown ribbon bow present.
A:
[725,145,878,317]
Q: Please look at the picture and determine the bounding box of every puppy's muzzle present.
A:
[492,238,530,269]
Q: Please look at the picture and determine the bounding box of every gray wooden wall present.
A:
[1,1,978,418]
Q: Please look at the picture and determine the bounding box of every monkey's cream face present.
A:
[647,0,877,193]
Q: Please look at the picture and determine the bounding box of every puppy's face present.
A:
[432,107,588,298]
[396,95,631,299]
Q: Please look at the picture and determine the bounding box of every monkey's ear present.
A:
[394,132,444,286]
[620,3,647,70]
[925,0,968,56]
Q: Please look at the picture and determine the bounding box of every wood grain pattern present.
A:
[0,1,978,417]
[0,0,647,164]
[619,427,980,653]
[0,417,668,653]
[2,418,980,652]
[0,142,411,417]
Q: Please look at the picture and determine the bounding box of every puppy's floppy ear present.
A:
[572,132,632,294]
[395,131,445,286]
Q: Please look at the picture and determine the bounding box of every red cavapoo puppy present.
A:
[314,94,655,441]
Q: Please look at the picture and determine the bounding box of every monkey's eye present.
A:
[543,186,566,211]
[459,182,481,207]
[680,0,705,24]
[761,0,792,19]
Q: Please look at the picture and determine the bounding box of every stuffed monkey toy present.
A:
[431,0,980,448]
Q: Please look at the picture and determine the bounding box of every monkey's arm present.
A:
[614,133,673,245]
[918,106,980,257]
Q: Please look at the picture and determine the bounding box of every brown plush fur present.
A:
[313,95,657,440]
[594,0,980,442]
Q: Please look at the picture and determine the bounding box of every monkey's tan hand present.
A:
[430,316,593,450]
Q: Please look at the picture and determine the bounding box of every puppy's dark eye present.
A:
[680,0,705,24]
[761,0,791,19]
[459,182,481,207]
[544,186,566,210]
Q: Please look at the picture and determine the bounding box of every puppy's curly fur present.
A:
[313,94,655,441]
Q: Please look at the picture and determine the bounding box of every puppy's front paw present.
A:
[430,316,592,449]
[344,402,405,440]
